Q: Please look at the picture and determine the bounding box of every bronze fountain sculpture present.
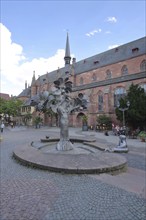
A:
[31,77,88,151]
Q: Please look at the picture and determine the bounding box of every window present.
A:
[132,47,139,53]
[114,87,126,107]
[92,73,97,81]
[121,65,128,75]
[80,77,83,85]
[139,83,146,92]
[140,60,146,71]
[98,91,103,111]
[106,69,112,79]
[94,60,99,64]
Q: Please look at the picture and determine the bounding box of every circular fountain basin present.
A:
[13,137,127,174]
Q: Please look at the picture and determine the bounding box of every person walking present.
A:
[1,122,5,133]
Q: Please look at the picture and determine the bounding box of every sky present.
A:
[0,0,145,96]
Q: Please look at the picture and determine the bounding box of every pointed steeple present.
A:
[31,71,36,86]
[64,32,71,66]
[25,80,27,89]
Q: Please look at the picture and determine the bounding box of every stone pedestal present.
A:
[56,140,73,151]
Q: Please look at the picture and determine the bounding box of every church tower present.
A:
[64,32,71,66]
[31,71,37,96]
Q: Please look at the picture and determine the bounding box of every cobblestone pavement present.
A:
[0,127,146,220]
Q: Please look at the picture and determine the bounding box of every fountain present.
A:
[13,76,127,174]
[31,77,88,151]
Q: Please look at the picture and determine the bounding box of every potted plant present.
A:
[82,115,88,131]
[138,131,146,142]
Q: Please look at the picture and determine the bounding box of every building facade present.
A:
[18,35,146,128]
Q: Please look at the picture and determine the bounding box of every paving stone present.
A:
[0,127,146,220]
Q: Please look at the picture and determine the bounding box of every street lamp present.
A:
[117,100,130,129]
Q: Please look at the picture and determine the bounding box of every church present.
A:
[18,35,146,128]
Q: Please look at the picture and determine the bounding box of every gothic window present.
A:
[106,69,112,79]
[114,87,126,107]
[80,77,83,85]
[92,73,97,81]
[139,83,146,92]
[98,91,103,111]
[140,60,146,71]
[121,65,128,75]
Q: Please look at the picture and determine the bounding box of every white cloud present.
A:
[108,44,120,49]
[0,23,69,96]
[86,29,102,37]
[106,17,117,23]
[105,31,111,34]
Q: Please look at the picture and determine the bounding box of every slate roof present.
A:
[42,36,146,83]
[17,36,146,97]
[17,87,31,98]
[73,37,146,75]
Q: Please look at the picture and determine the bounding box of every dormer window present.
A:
[132,47,139,53]
[94,61,99,64]
[115,48,119,52]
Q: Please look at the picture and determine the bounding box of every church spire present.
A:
[64,32,71,66]
[31,71,36,85]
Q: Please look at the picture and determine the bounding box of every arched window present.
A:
[140,60,146,71]
[114,87,126,107]
[121,65,128,75]
[98,91,103,111]
[106,69,112,79]
[92,73,97,81]
[139,83,146,92]
[80,77,83,85]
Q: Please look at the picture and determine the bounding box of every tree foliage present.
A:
[97,114,112,129]
[116,84,146,129]
[0,97,23,118]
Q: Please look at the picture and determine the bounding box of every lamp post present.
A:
[117,100,130,129]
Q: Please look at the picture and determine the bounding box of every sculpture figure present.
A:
[31,77,88,151]
[117,135,127,148]
[105,135,128,153]
[113,134,128,152]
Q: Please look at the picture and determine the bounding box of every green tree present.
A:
[23,112,32,125]
[97,114,112,130]
[33,116,43,128]
[116,84,146,130]
[0,97,23,121]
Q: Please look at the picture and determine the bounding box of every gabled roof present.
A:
[0,93,11,100]
[17,87,31,98]
[74,36,146,75]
